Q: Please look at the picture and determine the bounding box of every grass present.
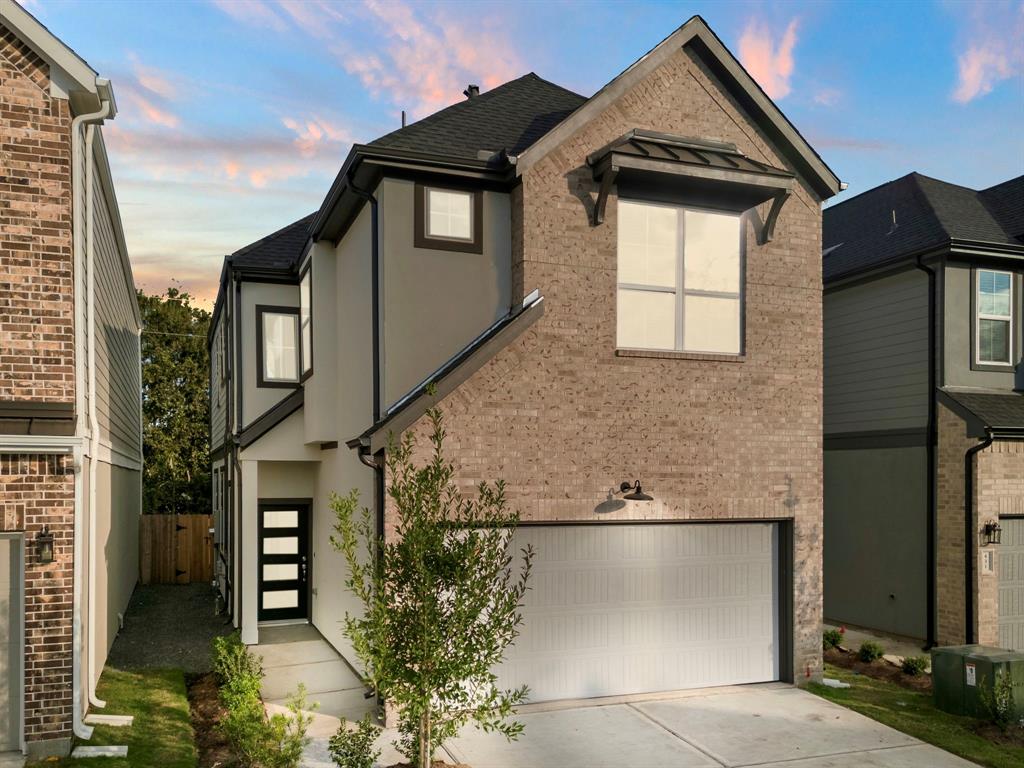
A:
[808,663,1024,768]
[29,667,197,768]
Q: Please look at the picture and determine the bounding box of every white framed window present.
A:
[299,268,312,377]
[976,269,1014,365]
[257,307,299,386]
[616,200,743,354]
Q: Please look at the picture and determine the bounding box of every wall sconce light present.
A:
[620,480,653,501]
[982,520,1002,547]
[36,526,55,565]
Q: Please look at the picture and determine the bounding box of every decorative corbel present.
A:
[593,165,619,226]
[757,189,791,245]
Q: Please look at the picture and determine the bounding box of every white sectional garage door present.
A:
[496,523,779,703]
[999,518,1024,651]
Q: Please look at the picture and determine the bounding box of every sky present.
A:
[15,0,1024,308]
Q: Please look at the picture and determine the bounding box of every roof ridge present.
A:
[521,71,586,100]
[905,173,953,241]
[824,172,917,212]
[230,212,314,258]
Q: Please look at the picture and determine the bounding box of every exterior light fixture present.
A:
[36,526,55,564]
[620,480,653,501]
[982,520,1002,547]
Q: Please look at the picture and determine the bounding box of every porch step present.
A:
[254,638,340,668]
[71,746,128,758]
[261,657,363,700]
[267,687,376,726]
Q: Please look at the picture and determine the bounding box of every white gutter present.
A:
[70,89,113,742]
[85,122,106,711]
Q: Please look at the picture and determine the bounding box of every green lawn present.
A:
[30,668,197,768]
[808,663,1024,768]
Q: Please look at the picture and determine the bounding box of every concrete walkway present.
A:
[302,684,977,768]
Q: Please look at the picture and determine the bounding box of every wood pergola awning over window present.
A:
[586,129,796,243]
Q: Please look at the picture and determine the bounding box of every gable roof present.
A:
[823,173,1024,283]
[369,73,586,161]
[515,15,841,199]
[228,214,315,273]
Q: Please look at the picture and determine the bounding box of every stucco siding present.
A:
[240,281,299,428]
[824,268,929,435]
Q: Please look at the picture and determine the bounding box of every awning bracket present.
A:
[757,190,791,245]
[593,165,619,226]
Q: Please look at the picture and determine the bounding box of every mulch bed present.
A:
[975,721,1024,748]
[187,672,235,768]
[824,647,932,693]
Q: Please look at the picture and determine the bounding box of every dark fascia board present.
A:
[347,292,545,454]
[310,144,514,243]
[514,16,841,200]
[824,240,1024,288]
[238,388,304,449]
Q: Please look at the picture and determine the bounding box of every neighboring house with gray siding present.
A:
[0,1,142,759]
[823,171,1024,651]
[210,15,843,724]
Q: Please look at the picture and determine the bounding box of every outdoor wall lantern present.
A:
[982,520,1002,547]
[36,526,55,564]
[620,480,653,501]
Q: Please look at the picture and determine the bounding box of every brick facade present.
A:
[0,453,74,744]
[0,24,76,404]
[395,45,826,681]
[937,401,1024,646]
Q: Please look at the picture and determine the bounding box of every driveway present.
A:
[305,684,976,768]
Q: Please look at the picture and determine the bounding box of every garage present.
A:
[999,517,1024,651]
[495,522,783,703]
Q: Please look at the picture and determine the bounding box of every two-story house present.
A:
[210,15,841,713]
[823,172,1024,652]
[0,1,141,759]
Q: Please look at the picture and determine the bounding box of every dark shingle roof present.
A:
[228,213,315,272]
[981,176,1024,241]
[942,389,1024,432]
[368,73,586,161]
[823,173,1024,282]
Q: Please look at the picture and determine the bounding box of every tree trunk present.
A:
[419,710,432,768]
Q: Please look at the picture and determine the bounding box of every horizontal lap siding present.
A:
[210,316,227,449]
[824,269,929,434]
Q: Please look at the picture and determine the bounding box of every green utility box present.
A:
[931,645,1024,718]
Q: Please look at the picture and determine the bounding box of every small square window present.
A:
[415,183,483,253]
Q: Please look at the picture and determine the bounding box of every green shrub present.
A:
[981,670,1017,731]
[823,628,843,650]
[212,632,263,686]
[858,641,884,663]
[901,655,929,676]
[328,714,382,768]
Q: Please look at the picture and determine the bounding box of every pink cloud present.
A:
[813,87,841,107]
[118,86,180,128]
[282,116,353,158]
[209,0,287,31]
[951,1,1023,104]
[738,17,799,100]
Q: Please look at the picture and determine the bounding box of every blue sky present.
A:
[18,0,1024,306]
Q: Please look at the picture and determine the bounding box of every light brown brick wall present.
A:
[0,453,74,744]
[936,401,974,645]
[0,24,76,404]
[394,45,825,681]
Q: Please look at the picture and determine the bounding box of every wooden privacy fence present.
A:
[140,514,214,584]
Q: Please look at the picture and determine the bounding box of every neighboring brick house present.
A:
[210,16,840,720]
[823,172,1024,651]
[0,1,141,758]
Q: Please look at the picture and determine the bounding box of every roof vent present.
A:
[463,84,480,99]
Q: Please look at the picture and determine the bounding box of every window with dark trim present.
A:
[256,305,300,387]
[299,266,313,380]
[975,268,1015,367]
[414,183,483,253]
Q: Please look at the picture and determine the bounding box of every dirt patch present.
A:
[386,763,471,768]
[825,647,932,693]
[187,672,235,768]
[974,722,1024,748]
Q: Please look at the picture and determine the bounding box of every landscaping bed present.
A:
[186,672,234,768]
[810,662,1024,768]
[824,646,932,693]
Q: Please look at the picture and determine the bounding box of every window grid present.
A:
[616,200,743,354]
[976,269,1014,366]
[426,188,473,242]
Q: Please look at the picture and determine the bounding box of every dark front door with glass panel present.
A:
[258,502,310,621]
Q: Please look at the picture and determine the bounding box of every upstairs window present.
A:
[299,267,312,378]
[977,269,1014,366]
[414,183,483,253]
[257,306,299,387]
[616,200,743,355]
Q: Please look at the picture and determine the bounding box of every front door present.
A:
[258,502,310,622]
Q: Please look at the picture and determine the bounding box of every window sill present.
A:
[615,348,746,362]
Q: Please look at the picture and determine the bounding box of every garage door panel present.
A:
[497,523,779,702]
[999,519,1024,651]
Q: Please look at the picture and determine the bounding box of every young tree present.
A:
[139,286,211,515]
[331,407,533,768]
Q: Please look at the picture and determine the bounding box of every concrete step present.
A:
[255,638,339,669]
[268,684,374,722]
[71,746,128,758]
[261,658,363,700]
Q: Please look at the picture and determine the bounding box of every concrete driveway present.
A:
[302,683,977,768]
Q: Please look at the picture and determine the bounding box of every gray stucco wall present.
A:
[941,260,1022,390]
[378,177,511,408]
[824,445,928,640]
[240,281,299,428]
[824,268,930,435]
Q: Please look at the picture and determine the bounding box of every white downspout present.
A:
[85,122,106,710]
[71,91,112,741]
